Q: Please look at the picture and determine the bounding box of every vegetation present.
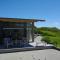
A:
[34,27,60,48]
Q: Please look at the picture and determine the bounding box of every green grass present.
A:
[42,36,60,48]
[34,27,60,48]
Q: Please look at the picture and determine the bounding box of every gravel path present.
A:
[0,49,60,60]
[34,36,43,43]
[29,36,53,47]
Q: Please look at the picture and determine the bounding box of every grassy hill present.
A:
[34,27,60,48]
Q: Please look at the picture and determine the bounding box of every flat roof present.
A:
[0,17,45,23]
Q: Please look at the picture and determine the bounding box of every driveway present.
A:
[0,49,60,60]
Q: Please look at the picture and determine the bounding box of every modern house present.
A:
[0,18,45,48]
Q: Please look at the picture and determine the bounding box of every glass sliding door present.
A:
[0,22,32,48]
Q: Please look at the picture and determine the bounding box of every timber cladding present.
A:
[0,18,34,23]
[0,18,45,23]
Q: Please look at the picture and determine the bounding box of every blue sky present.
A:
[0,0,60,28]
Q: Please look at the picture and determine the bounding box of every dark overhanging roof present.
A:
[0,17,45,23]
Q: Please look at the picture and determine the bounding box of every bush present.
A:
[42,36,51,44]
[52,41,58,47]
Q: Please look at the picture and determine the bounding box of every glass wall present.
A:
[0,22,32,48]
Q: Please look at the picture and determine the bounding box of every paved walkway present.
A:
[0,49,60,60]
[29,36,53,47]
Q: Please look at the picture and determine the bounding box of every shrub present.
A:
[52,41,58,47]
[42,36,51,44]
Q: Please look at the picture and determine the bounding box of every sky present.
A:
[0,0,60,28]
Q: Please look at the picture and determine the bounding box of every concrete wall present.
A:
[27,28,32,43]
[26,22,33,43]
[0,46,54,54]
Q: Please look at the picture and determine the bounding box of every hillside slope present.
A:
[34,27,60,48]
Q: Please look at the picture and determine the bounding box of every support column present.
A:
[32,22,34,42]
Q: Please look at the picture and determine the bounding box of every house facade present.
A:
[0,18,45,48]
